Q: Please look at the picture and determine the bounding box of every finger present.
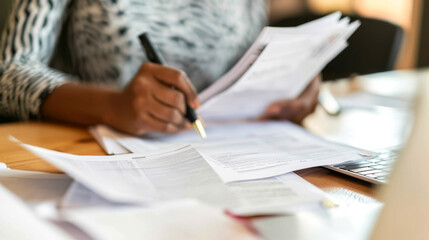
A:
[151,80,186,114]
[140,63,199,109]
[259,104,281,120]
[140,112,181,134]
[178,122,193,133]
[261,100,292,120]
[147,97,185,126]
[263,102,283,116]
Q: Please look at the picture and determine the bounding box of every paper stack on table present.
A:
[12,120,373,215]
[15,138,333,215]
[91,121,375,183]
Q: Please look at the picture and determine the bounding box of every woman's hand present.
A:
[259,74,322,124]
[106,63,199,135]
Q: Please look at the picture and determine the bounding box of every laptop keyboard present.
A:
[326,149,399,184]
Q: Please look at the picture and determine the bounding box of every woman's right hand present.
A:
[105,63,200,135]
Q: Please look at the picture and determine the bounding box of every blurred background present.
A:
[270,0,427,71]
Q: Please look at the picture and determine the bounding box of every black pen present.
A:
[138,33,207,138]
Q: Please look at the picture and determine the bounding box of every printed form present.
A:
[110,121,374,183]
[16,141,236,207]
[15,138,329,215]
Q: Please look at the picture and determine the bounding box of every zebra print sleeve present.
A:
[0,0,71,120]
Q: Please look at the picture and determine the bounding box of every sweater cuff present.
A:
[0,61,72,120]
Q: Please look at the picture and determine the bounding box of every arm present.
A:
[0,0,71,120]
[0,0,198,135]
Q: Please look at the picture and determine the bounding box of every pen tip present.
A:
[193,119,207,139]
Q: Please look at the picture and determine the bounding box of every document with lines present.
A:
[13,138,329,215]
[96,121,374,183]
[16,141,236,207]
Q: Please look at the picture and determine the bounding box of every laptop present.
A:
[306,70,423,184]
[316,89,415,184]
[322,101,411,184]
[325,145,401,184]
[323,90,414,184]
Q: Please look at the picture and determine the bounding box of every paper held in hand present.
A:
[197,12,360,121]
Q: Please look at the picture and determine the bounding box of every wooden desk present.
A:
[2,69,423,200]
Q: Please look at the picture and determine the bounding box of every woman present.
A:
[0,0,320,135]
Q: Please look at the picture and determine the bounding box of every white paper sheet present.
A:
[0,169,72,204]
[61,200,260,240]
[197,135,372,183]
[16,141,236,207]
[89,125,130,155]
[0,184,72,240]
[111,121,374,183]
[198,12,343,103]
[197,12,360,121]
[61,181,126,209]
[227,173,328,216]
[62,172,328,216]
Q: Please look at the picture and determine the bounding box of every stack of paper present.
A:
[14,121,374,216]
[198,12,360,121]
[16,138,334,215]
[93,121,374,183]
[82,120,373,216]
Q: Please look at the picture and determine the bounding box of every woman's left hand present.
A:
[259,74,322,124]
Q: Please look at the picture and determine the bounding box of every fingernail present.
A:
[268,105,281,114]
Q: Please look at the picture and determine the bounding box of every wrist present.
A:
[101,90,122,127]
[42,82,123,127]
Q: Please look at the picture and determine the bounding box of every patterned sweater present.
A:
[0,0,267,120]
